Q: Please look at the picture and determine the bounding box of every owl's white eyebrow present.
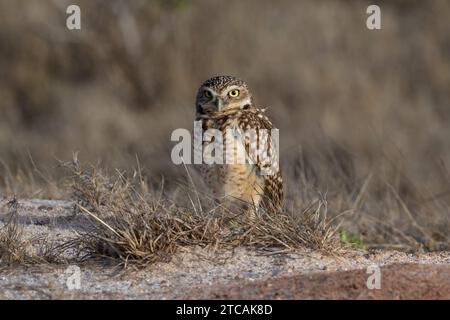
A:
[202,88,217,95]
[226,85,241,91]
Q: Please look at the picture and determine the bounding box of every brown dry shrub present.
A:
[63,159,342,267]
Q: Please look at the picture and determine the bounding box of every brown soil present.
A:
[1,199,449,299]
[185,263,450,300]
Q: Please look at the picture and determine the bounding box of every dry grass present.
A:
[0,197,67,267]
[62,158,342,267]
[0,1,449,257]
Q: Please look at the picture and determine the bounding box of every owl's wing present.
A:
[235,109,280,177]
[235,108,283,212]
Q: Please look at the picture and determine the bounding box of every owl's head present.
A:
[195,75,253,117]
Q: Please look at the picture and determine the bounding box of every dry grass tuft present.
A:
[63,159,342,267]
[0,197,27,266]
[0,197,68,267]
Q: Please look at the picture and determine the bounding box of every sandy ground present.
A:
[0,199,449,299]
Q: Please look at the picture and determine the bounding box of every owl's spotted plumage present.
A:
[195,75,283,213]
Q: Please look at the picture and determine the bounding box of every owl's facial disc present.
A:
[196,88,220,115]
[218,85,251,112]
[196,83,252,116]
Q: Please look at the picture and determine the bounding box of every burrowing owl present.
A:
[195,75,283,214]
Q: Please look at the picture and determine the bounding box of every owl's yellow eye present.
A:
[228,89,240,98]
[203,90,212,98]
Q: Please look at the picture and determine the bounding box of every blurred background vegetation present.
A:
[0,0,449,250]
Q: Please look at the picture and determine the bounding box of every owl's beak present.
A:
[214,97,224,111]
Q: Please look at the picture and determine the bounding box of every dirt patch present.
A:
[0,199,449,299]
[1,258,449,299]
[185,263,450,300]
